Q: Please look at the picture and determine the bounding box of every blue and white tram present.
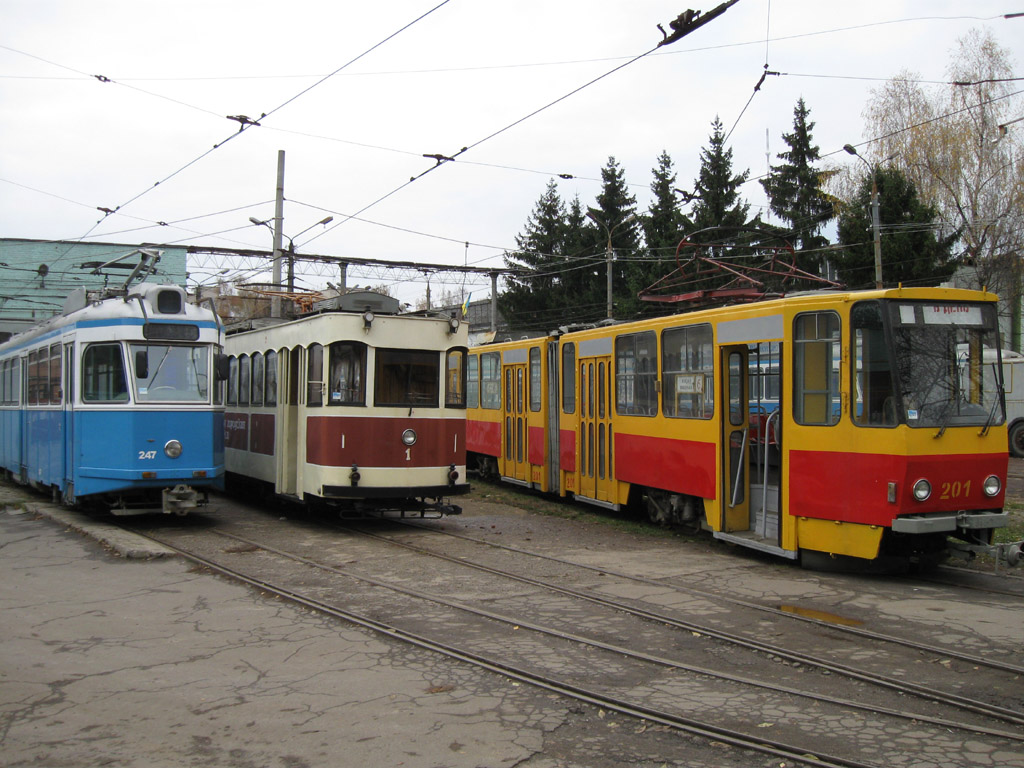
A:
[0,282,225,514]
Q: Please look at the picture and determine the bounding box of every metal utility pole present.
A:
[843,144,883,289]
[587,211,636,320]
[271,150,286,317]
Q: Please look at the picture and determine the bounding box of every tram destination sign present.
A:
[898,304,984,327]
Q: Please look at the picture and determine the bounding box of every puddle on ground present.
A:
[778,604,863,626]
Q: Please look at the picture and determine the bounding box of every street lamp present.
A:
[586,211,637,319]
[250,215,333,292]
[843,144,883,289]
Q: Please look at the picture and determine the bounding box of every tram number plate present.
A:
[939,480,970,500]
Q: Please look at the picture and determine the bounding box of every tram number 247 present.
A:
[138,450,158,460]
[940,480,971,500]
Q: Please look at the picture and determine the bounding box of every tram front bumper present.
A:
[892,510,1009,534]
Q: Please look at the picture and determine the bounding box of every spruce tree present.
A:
[641,151,689,295]
[760,98,834,270]
[589,156,641,319]
[690,117,751,234]
[834,165,955,288]
[499,180,570,331]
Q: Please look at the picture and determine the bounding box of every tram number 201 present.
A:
[939,480,970,500]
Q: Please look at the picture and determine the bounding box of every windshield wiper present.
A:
[933,401,957,439]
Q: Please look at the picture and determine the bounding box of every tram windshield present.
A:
[130,343,211,402]
[853,300,1003,430]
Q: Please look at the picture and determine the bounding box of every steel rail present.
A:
[393,517,1024,675]
[340,523,1024,727]
[134,527,883,768]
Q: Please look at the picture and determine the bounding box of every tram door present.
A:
[578,355,613,502]
[501,363,529,483]
[277,347,300,496]
[721,346,750,532]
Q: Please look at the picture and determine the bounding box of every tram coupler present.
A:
[162,484,205,516]
[947,538,1023,571]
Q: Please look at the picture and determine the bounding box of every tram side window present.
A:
[239,354,251,407]
[28,349,51,406]
[82,344,129,402]
[662,324,713,419]
[1,359,10,405]
[227,356,239,406]
[793,311,840,426]
[562,342,575,414]
[529,347,541,412]
[265,350,278,406]
[446,348,467,408]
[615,331,657,416]
[251,352,264,407]
[328,341,366,406]
[851,302,897,427]
[467,354,479,409]
[49,344,61,403]
[307,343,323,407]
[375,348,439,408]
[480,351,500,409]
[11,358,20,405]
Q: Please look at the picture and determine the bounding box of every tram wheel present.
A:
[1009,421,1024,458]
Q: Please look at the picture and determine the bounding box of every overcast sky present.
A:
[2,1,1022,305]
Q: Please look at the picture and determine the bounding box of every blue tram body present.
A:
[0,282,225,514]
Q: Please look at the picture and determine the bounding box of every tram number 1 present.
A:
[406,448,412,462]
[939,480,970,500]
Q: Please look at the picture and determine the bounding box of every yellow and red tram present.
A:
[468,287,1022,567]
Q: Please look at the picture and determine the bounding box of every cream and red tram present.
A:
[224,291,470,516]
[467,287,1022,567]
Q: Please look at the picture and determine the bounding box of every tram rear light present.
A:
[142,472,157,479]
[983,475,1002,497]
[912,479,932,502]
[193,470,207,479]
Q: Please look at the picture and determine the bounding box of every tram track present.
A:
[335,521,1024,725]
[390,517,1024,676]
[131,527,880,768]
[120,508,1024,768]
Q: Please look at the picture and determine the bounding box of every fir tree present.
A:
[641,151,689,294]
[760,98,834,270]
[834,165,955,288]
[690,117,751,235]
[589,156,641,319]
[499,180,570,330]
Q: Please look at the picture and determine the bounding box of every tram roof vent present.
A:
[313,290,400,316]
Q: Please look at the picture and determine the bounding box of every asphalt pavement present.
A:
[0,485,568,768]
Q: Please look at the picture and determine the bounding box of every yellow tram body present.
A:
[467,287,1014,565]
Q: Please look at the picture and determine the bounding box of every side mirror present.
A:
[215,353,230,382]
[135,350,149,379]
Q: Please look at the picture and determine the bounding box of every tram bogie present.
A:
[0,282,226,515]
[223,291,470,517]
[467,287,1023,568]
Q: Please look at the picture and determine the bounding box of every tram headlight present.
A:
[912,478,932,502]
[164,440,183,459]
[401,429,417,447]
[983,475,1002,497]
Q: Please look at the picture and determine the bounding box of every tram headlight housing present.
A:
[983,475,1002,497]
[912,478,932,502]
[401,428,417,447]
[164,440,183,459]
